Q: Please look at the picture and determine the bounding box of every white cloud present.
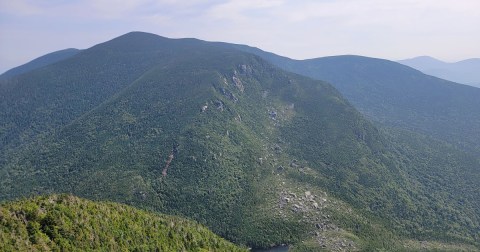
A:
[0,0,42,16]
[206,0,284,21]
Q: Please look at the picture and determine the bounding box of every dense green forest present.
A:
[1,32,479,251]
[231,45,480,157]
[0,194,246,251]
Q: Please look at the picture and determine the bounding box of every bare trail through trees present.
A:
[162,153,174,176]
[162,144,178,177]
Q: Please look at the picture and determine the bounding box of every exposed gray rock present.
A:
[220,88,238,102]
[235,114,242,122]
[239,64,253,75]
[262,90,269,98]
[232,73,244,92]
[269,110,277,120]
[290,159,299,168]
[214,100,225,111]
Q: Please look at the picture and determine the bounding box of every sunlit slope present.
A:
[0,194,246,252]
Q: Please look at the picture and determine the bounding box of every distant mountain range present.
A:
[397,56,480,88]
[1,32,479,251]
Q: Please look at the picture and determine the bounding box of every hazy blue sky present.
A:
[1,0,479,73]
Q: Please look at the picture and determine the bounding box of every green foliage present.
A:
[237,47,480,157]
[235,45,480,249]
[0,194,246,252]
[0,38,316,248]
[1,32,479,251]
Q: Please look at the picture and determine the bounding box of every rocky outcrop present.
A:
[220,87,238,102]
[232,75,244,93]
[278,190,328,213]
[214,100,225,111]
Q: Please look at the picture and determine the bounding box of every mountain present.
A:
[1,32,479,251]
[293,56,480,156]
[398,56,480,88]
[0,48,80,80]
[232,46,480,157]
[0,194,246,251]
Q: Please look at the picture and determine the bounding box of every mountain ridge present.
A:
[0,48,81,80]
[397,56,480,87]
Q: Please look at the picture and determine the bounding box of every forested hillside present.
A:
[1,32,479,251]
[0,194,246,251]
[232,46,480,157]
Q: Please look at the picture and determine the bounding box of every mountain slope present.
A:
[0,194,246,251]
[290,56,480,156]
[398,56,480,88]
[1,32,479,251]
[0,48,80,80]
[1,35,381,249]
[232,46,480,156]
[0,32,228,164]
[228,45,480,247]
